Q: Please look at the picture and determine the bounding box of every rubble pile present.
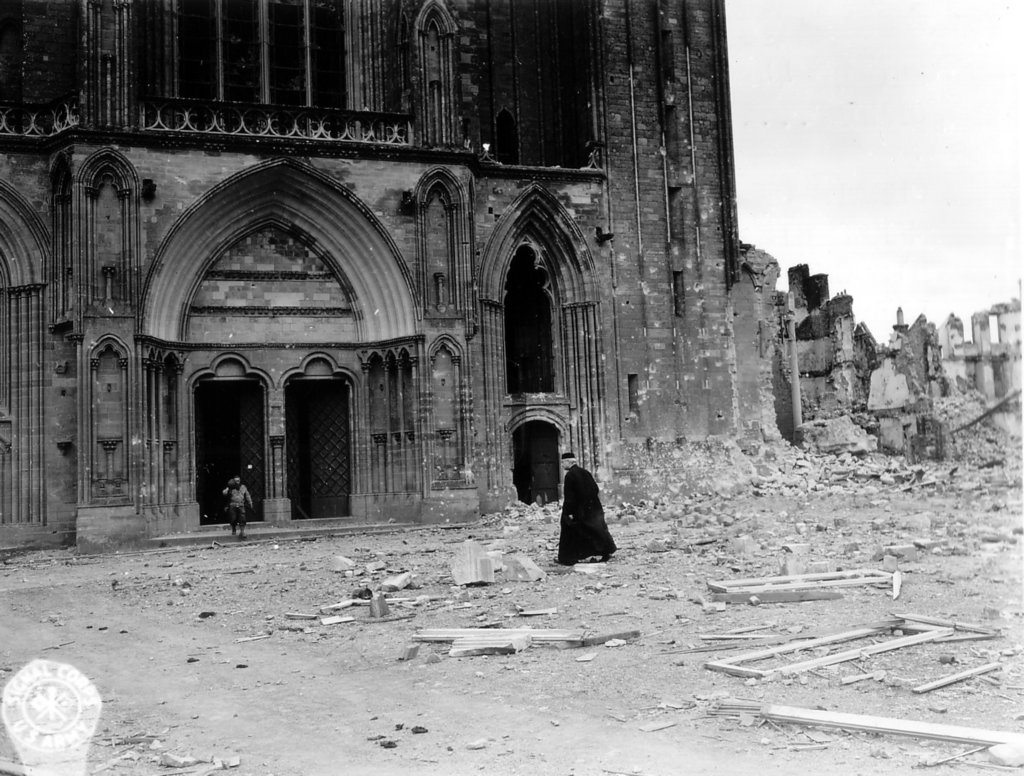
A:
[935,390,1023,470]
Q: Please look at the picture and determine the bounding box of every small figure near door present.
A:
[223,475,254,540]
[556,452,617,566]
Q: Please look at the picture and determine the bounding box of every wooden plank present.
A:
[284,612,319,620]
[449,634,531,657]
[709,589,843,604]
[711,577,892,594]
[707,624,893,669]
[912,662,1003,694]
[234,633,272,643]
[319,599,356,613]
[771,628,954,677]
[707,569,891,592]
[840,671,883,685]
[935,632,1000,643]
[413,628,584,643]
[699,633,781,641]
[576,629,642,647]
[893,613,999,636]
[320,615,356,626]
[702,661,770,679]
[758,703,1024,746]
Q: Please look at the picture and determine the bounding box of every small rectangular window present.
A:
[627,374,639,414]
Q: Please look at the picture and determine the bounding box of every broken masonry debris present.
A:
[988,741,1024,767]
[450,540,495,586]
[397,644,420,661]
[330,556,356,573]
[504,555,546,581]
[369,592,390,618]
[381,572,412,592]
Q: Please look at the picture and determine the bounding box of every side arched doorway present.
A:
[195,379,266,524]
[512,421,560,506]
[285,376,352,519]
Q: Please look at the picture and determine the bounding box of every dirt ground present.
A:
[2,444,1022,776]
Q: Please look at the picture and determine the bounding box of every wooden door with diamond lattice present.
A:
[286,379,351,519]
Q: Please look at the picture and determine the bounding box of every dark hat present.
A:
[561,452,576,460]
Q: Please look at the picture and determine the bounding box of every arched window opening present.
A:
[495,109,519,165]
[504,246,553,394]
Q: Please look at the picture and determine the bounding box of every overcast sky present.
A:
[726,0,1022,340]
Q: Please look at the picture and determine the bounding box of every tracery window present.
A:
[176,0,347,108]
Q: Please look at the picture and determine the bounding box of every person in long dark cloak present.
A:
[556,452,617,565]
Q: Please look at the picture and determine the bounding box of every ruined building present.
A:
[940,301,1022,402]
[0,0,776,550]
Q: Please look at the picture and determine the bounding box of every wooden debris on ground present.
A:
[234,633,272,643]
[893,613,1001,640]
[912,662,1003,694]
[702,614,1001,679]
[319,599,356,613]
[449,633,532,657]
[706,568,893,596]
[414,627,586,645]
[709,589,843,605]
[412,627,640,655]
[704,619,953,679]
[515,605,557,617]
[710,699,1024,748]
[320,614,356,626]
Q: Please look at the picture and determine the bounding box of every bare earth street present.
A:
[2,443,1022,776]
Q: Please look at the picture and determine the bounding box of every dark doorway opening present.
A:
[512,421,560,505]
[504,246,554,394]
[195,380,265,525]
[285,378,352,519]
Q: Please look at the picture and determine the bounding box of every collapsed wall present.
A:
[771,265,1022,463]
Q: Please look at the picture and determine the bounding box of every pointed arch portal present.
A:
[143,159,417,343]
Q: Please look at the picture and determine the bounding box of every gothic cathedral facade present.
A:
[0,0,775,550]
